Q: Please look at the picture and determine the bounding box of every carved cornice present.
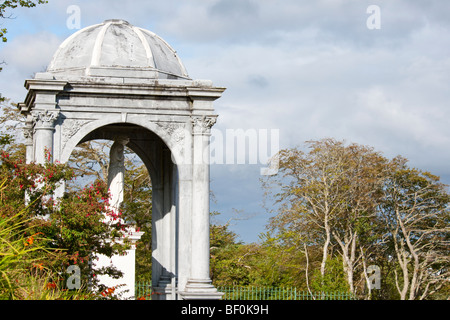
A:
[156,122,187,143]
[61,119,91,150]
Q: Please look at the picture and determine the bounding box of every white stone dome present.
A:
[47,19,190,80]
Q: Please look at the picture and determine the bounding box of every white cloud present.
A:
[2,31,61,73]
[0,31,62,101]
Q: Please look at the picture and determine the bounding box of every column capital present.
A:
[33,110,59,130]
[191,115,217,135]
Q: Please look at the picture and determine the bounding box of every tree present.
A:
[209,213,308,289]
[67,141,110,189]
[379,157,450,300]
[209,217,249,286]
[327,141,387,295]
[263,139,387,295]
[0,129,130,297]
[263,138,450,299]
[0,98,25,156]
[254,232,309,288]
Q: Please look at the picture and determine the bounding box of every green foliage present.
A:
[210,221,249,286]
[66,140,154,282]
[249,234,303,288]
[0,207,43,299]
[38,179,131,286]
[310,257,349,292]
[63,139,154,283]
[0,145,130,298]
[0,179,98,300]
[209,218,307,289]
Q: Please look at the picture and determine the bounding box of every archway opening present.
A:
[63,121,180,299]
[66,138,153,283]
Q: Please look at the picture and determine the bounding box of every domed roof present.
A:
[47,19,190,80]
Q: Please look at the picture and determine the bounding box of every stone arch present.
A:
[60,120,180,298]
[60,118,188,169]
[19,19,225,300]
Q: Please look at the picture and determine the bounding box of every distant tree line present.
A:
[211,139,450,300]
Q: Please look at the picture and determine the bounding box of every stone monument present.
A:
[107,137,129,213]
[19,19,225,300]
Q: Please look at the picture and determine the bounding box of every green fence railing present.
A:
[135,282,355,300]
[217,286,355,300]
[135,281,154,300]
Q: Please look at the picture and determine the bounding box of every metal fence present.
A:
[135,281,154,300]
[135,282,355,300]
[217,286,355,300]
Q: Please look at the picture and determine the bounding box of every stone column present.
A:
[176,166,192,296]
[154,149,176,299]
[23,76,67,164]
[32,110,59,164]
[151,182,164,291]
[183,115,223,299]
[161,149,173,282]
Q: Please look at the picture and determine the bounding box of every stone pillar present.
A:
[170,163,178,299]
[151,180,163,290]
[161,149,173,281]
[97,136,144,300]
[153,149,176,299]
[183,115,223,299]
[176,167,192,296]
[32,110,59,164]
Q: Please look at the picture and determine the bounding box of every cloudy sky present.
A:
[1,0,450,243]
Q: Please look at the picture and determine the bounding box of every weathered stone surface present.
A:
[47,19,189,80]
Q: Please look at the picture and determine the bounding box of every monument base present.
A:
[179,279,224,300]
[96,230,144,300]
[152,276,178,300]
